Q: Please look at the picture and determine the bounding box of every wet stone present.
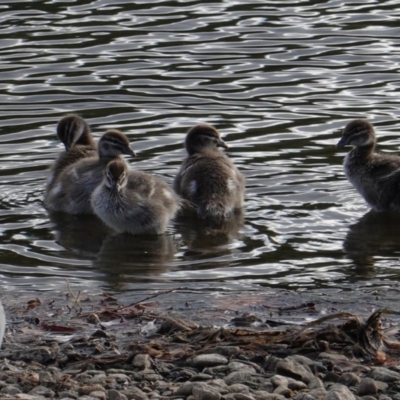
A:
[326,384,356,400]
[357,377,378,396]
[228,362,257,374]
[88,391,106,400]
[190,354,229,369]
[29,385,56,398]
[338,372,361,387]
[192,385,221,400]
[368,367,400,382]
[275,357,313,383]
[224,371,255,386]
[228,384,250,393]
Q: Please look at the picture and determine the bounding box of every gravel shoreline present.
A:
[1,291,400,400]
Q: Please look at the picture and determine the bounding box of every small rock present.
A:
[175,382,206,397]
[252,393,286,400]
[368,367,400,382]
[29,385,55,398]
[190,354,228,369]
[88,391,106,400]
[326,384,356,400]
[79,386,106,396]
[224,371,254,386]
[228,384,250,393]
[228,362,256,374]
[230,394,255,400]
[338,372,360,387]
[108,374,131,384]
[133,354,152,370]
[357,378,378,396]
[1,385,22,395]
[121,387,148,400]
[191,373,214,381]
[270,375,288,388]
[275,357,313,383]
[192,385,221,400]
[15,395,47,400]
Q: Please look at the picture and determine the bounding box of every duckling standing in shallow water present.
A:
[337,119,400,212]
[173,124,245,220]
[46,129,135,214]
[91,159,180,235]
[46,114,97,192]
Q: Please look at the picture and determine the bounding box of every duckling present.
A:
[91,158,180,235]
[173,123,245,220]
[46,129,135,214]
[337,119,400,212]
[46,114,97,192]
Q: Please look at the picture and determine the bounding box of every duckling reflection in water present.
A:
[174,124,245,221]
[337,119,400,212]
[91,159,181,235]
[46,129,135,215]
[344,210,400,268]
[94,233,178,288]
[45,114,97,196]
[48,211,112,257]
[175,209,244,259]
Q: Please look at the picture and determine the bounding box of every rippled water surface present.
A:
[2,0,400,307]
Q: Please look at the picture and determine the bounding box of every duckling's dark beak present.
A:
[217,139,229,150]
[336,136,348,147]
[123,147,136,157]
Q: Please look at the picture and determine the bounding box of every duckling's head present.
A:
[98,129,136,158]
[337,119,376,148]
[57,114,93,151]
[185,124,228,155]
[104,159,129,192]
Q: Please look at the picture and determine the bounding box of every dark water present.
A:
[1,0,400,308]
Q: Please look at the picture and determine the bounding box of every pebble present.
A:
[368,366,400,382]
[326,384,356,400]
[190,354,229,368]
[357,378,378,396]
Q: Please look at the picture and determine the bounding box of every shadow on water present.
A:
[343,210,400,276]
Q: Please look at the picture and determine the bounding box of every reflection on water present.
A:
[1,0,400,301]
[94,233,178,289]
[343,211,400,276]
[48,211,111,258]
[176,211,244,261]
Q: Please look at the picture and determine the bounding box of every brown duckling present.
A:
[173,123,245,220]
[46,129,135,214]
[337,119,400,212]
[46,114,97,191]
[91,158,180,235]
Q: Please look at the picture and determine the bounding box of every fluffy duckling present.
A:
[46,114,97,190]
[173,124,245,220]
[337,119,400,212]
[91,159,180,235]
[46,129,135,214]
